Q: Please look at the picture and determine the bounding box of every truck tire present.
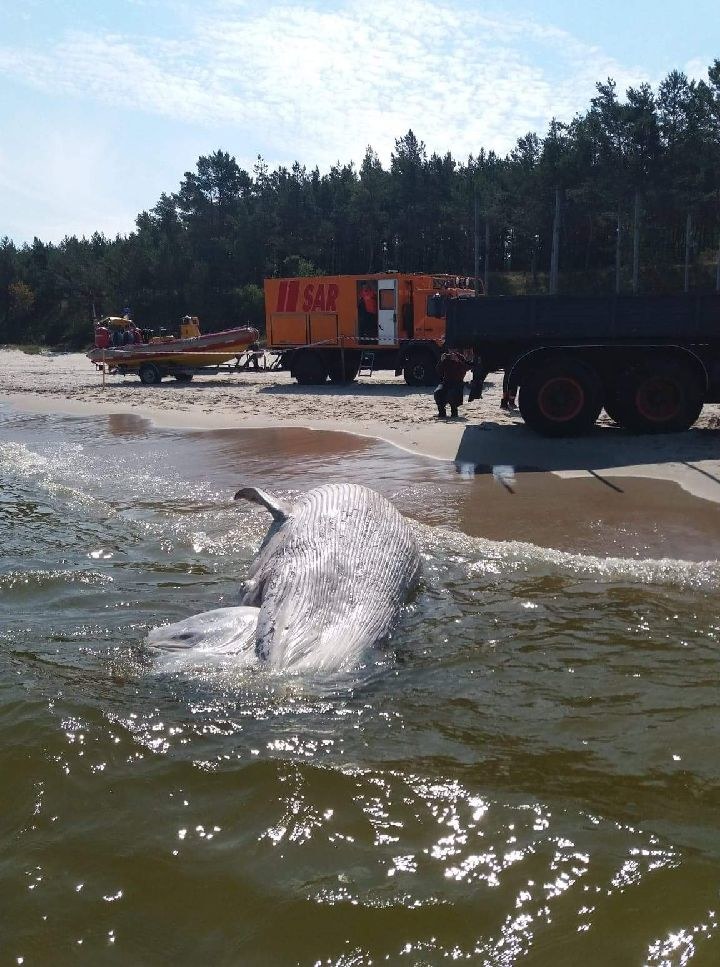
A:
[403,350,437,386]
[327,357,360,384]
[609,360,703,433]
[518,357,603,437]
[293,351,327,385]
[138,363,162,385]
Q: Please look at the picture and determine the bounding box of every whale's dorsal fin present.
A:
[234,486,291,522]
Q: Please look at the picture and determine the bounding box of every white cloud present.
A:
[683,57,710,83]
[0,0,649,173]
[0,133,139,241]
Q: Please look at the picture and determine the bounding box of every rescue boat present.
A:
[87,316,260,376]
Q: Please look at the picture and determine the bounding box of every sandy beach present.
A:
[2,347,720,504]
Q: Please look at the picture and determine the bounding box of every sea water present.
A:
[1,404,719,965]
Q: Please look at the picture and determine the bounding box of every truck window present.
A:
[427,294,446,318]
[379,288,396,310]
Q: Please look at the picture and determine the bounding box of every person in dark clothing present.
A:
[500,370,518,410]
[467,351,487,403]
[357,281,378,341]
[434,350,471,418]
[247,342,262,370]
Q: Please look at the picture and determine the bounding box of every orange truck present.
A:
[263,272,480,385]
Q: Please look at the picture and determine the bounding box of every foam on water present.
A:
[3,410,720,964]
[421,522,720,592]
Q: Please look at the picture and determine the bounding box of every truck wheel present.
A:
[327,358,360,384]
[138,363,162,385]
[173,373,193,383]
[611,361,703,433]
[403,350,437,386]
[293,351,327,385]
[518,357,602,437]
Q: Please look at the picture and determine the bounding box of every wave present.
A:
[418,522,720,591]
[0,568,114,593]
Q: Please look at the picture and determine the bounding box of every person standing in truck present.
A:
[357,280,378,341]
[434,349,471,419]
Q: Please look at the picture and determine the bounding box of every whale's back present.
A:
[243,483,420,671]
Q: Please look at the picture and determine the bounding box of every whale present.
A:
[147,483,421,674]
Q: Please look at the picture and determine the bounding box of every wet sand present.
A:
[2,347,720,510]
[8,401,717,563]
[171,426,720,562]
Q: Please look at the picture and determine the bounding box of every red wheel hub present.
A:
[635,378,680,422]
[537,377,584,422]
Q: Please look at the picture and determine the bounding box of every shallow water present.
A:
[1,403,720,965]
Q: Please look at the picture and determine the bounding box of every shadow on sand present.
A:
[260,382,433,399]
[453,420,720,490]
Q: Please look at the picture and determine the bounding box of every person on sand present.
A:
[246,342,262,370]
[500,372,518,411]
[467,351,487,403]
[434,349,471,419]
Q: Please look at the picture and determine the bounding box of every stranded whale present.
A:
[148,483,421,674]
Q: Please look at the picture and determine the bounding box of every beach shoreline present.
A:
[2,348,720,504]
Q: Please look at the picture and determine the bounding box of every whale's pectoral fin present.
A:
[234,486,291,523]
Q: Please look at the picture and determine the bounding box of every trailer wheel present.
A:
[138,363,162,385]
[610,361,703,433]
[518,357,602,437]
[173,373,193,383]
[403,350,437,386]
[293,351,327,385]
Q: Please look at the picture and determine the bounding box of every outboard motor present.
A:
[94,326,111,349]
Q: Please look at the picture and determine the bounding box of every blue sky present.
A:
[1,0,717,244]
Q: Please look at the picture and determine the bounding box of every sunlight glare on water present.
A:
[1,406,719,965]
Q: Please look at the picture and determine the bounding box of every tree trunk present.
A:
[484,220,490,295]
[632,191,641,294]
[716,236,720,293]
[531,246,538,291]
[549,188,561,295]
[615,205,622,295]
[474,189,480,296]
[584,214,594,271]
[684,212,692,293]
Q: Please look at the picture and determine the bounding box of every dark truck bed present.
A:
[444,293,720,436]
[446,293,720,344]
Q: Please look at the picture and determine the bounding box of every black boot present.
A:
[437,408,447,418]
[450,407,459,419]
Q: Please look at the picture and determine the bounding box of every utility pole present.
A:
[632,191,641,295]
[684,212,692,293]
[484,220,490,295]
[615,205,622,295]
[549,188,561,295]
[531,234,539,291]
[474,187,480,297]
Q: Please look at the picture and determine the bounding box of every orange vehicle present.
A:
[263,272,480,385]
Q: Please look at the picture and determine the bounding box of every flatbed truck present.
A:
[445,293,720,436]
